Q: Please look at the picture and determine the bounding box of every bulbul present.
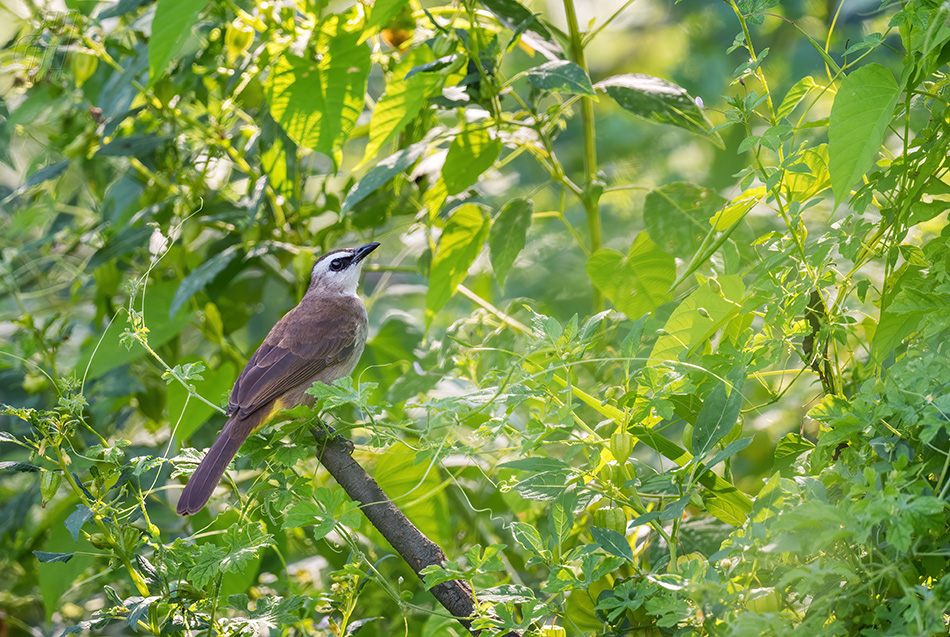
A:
[176,242,380,516]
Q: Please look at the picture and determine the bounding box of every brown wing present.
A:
[227,298,363,420]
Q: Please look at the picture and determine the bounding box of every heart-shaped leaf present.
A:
[586,232,675,318]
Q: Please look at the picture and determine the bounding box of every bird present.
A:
[176,242,380,516]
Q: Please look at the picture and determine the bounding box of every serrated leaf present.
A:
[590,526,634,562]
[525,60,594,96]
[442,128,502,196]
[586,232,675,319]
[148,0,209,84]
[488,198,533,289]
[692,371,745,458]
[829,63,900,206]
[0,461,40,472]
[169,245,240,318]
[362,72,444,162]
[343,140,428,213]
[265,17,371,159]
[425,204,490,327]
[550,491,577,545]
[598,74,724,148]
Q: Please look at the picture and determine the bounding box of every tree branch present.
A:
[311,430,519,637]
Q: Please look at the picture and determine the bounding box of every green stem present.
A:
[563,0,603,311]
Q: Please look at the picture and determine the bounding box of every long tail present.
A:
[176,415,259,516]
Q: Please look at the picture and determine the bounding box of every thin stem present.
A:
[563,0,603,311]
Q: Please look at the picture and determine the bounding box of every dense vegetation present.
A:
[2,0,950,634]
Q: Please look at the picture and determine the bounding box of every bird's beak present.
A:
[353,242,380,263]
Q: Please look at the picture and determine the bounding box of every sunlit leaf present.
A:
[590,526,634,562]
[586,232,675,319]
[489,197,533,290]
[692,370,745,458]
[650,276,745,365]
[643,183,725,253]
[525,60,594,96]
[442,128,502,195]
[829,63,900,206]
[598,74,724,148]
[426,204,490,327]
[362,72,444,162]
[265,17,371,160]
[148,0,209,84]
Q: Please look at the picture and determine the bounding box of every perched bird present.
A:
[176,242,380,516]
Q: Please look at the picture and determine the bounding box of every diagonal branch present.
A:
[310,430,519,637]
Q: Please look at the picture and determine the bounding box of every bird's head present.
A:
[309,242,380,296]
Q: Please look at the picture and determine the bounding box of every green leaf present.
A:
[643,183,726,253]
[37,516,95,623]
[776,75,816,120]
[169,245,240,318]
[709,186,764,230]
[96,134,169,157]
[372,442,451,546]
[586,232,675,319]
[343,141,428,213]
[0,461,40,472]
[76,280,194,380]
[362,72,444,162]
[190,543,227,590]
[692,371,745,458]
[64,504,93,542]
[126,596,161,631]
[488,198,533,290]
[649,276,745,365]
[361,0,410,42]
[772,432,815,474]
[706,436,754,469]
[167,361,236,440]
[590,526,634,562]
[509,521,545,556]
[784,145,831,202]
[525,60,594,96]
[829,63,900,206]
[751,472,783,523]
[148,0,209,84]
[598,74,724,148]
[34,551,75,563]
[265,17,371,159]
[425,204,490,327]
[872,310,923,363]
[480,0,558,47]
[550,491,576,545]
[442,128,502,196]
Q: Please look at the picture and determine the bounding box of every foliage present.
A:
[2,0,950,635]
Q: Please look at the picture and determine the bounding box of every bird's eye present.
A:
[329,259,344,271]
